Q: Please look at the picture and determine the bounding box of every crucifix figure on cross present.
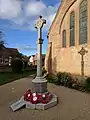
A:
[78,47,88,76]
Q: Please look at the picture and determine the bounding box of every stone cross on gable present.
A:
[78,47,88,76]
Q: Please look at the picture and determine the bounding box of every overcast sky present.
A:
[0,0,61,56]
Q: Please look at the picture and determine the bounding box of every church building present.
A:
[45,0,90,76]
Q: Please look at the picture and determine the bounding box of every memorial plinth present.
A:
[32,76,48,93]
[10,16,58,112]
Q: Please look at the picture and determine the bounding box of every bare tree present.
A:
[0,30,5,46]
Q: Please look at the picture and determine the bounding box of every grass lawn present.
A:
[0,70,36,86]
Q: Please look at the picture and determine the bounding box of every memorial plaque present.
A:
[10,99,25,112]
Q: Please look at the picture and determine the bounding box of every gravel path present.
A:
[0,76,90,120]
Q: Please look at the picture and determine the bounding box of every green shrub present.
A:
[46,72,89,93]
[84,77,90,92]
[72,83,79,89]
[46,72,74,87]
[11,58,23,73]
[59,72,73,87]
[54,72,75,88]
[46,74,55,83]
[23,60,28,68]
[54,72,62,85]
[53,72,67,85]
[60,72,69,85]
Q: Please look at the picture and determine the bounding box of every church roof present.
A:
[0,45,20,58]
[48,0,76,35]
[48,1,62,35]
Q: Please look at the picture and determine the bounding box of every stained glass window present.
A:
[62,30,66,47]
[79,0,88,44]
[70,11,75,46]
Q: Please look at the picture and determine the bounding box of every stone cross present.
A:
[35,16,46,77]
[78,47,88,76]
[32,16,47,94]
[35,16,46,40]
[10,16,57,112]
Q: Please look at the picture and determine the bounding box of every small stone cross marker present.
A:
[78,47,88,76]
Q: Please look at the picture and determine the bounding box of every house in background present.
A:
[0,45,20,66]
[45,0,90,76]
[28,55,35,66]
[28,54,45,66]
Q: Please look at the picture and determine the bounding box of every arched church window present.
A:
[62,30,66,48]
[70,11,75,46]
[79,0,88,44]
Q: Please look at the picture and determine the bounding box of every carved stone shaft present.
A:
[37,38,43,77]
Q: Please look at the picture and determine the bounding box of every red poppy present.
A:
[31,93,39,104]
[24,89,32,101]
[24,90,52,104]
[41,94,49,104]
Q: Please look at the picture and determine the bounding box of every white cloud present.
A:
[0,0,21,19]
[0,0,61,31]
[43,13,56,31]
[24,0,58,31]
[25,1,46,17]
[16,44,37,51]
[48,14,56,23]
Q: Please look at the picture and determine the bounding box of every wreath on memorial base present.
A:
[24,89,51,104]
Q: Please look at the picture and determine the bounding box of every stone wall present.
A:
[45,0,90,76]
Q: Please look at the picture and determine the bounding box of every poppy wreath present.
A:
[24,89,32,102]
[40,93,50,104]
[24,90,51,104]
[31,93,39,104]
